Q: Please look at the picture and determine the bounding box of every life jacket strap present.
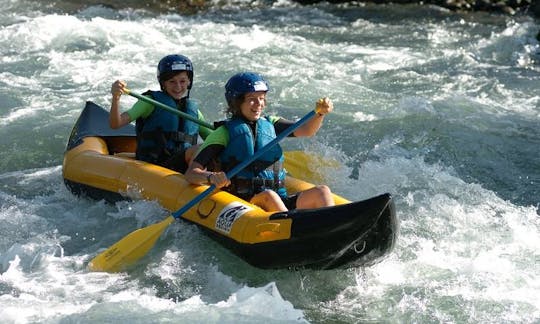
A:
[230,177,284,198]
[139,130,198,145]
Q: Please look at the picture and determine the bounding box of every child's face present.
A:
[163,71,190,99]
[240,91,267,121]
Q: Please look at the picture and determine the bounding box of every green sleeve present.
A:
[197,125,229,153]
[197,110,213,139]
[126,98,155,121]
[268,115,281,124]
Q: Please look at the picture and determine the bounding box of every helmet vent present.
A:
[253,81,268,91]
[171,63,188,70]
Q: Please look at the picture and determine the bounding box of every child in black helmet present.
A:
[109,54,212,173]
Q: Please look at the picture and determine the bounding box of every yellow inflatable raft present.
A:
[63,101,398,269]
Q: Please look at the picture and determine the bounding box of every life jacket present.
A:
[219,116,287,200]
[135,90,199,164]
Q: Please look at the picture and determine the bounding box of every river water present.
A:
[0,0,539,323]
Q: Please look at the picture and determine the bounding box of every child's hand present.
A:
[315,97,333,116]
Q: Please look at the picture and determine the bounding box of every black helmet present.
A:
[157,54,194,90]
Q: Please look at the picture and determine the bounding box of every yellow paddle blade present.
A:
[88,215,175,272]
[283,150,340,183]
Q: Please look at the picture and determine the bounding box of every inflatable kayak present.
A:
[63,101,399,269]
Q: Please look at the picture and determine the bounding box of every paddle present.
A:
[124,88,215,130]
[88,109,319,272]
[283,151,340,182]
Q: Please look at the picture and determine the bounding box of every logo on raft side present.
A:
[215,201,253,234]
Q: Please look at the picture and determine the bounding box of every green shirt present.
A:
[126,97,212,139]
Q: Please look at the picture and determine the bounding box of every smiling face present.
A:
[239,91,267,121]
[162,71,191,100]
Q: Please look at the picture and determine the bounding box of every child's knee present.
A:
[316,185,331,196]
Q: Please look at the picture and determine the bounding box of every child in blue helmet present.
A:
[109,54,212,173]
[184,72,335,212]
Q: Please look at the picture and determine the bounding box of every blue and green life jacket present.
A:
[219,116,287,200]
[135,90,199,164]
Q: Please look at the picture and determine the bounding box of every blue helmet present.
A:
[225,72,269,105]
[157,54,194,89]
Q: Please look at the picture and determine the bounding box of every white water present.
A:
[0,1,539,322]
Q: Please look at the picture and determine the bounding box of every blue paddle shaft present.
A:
[172,110,317,219]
